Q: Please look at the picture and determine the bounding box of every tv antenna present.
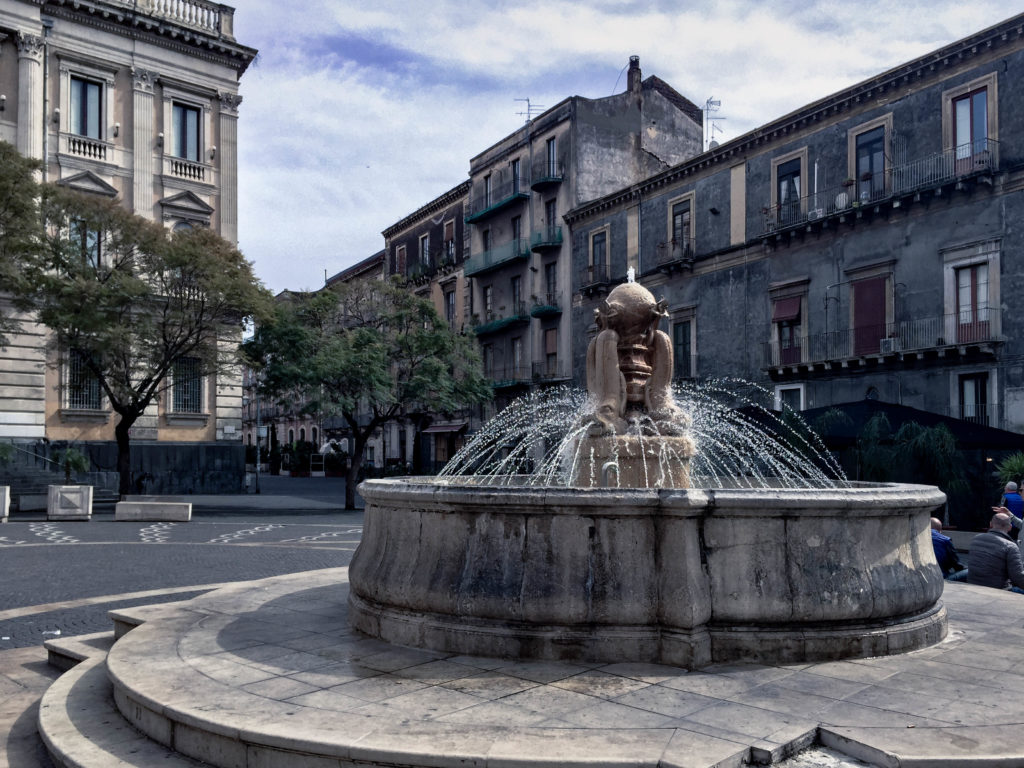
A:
[703,97,727,151]
[515,98,545,123]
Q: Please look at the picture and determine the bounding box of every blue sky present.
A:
[231,1,1023,293]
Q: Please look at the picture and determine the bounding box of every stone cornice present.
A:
[565,12,1024,225]
[40,0,257,75]
[381,180,471,238]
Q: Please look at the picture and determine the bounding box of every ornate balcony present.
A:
[578,263,612,294]
[763,309,1002,373]
[760,139,1000,238]
[473,303,530,336]
[164,156,211,183]
[61,133,112,162]
[109,0,235,38]
[464,239,530,277]
[654,237,695,272]
[530,161,564,191]
[465,178,529,223]
[532,360,571,383]
[530,226,562,252]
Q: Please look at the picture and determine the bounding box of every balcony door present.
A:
[956,263,989,343]
[853,276,886,356]
[953,87,988,173]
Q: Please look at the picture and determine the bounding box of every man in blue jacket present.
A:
[931,517,966,580]
[1000,481,1024,518]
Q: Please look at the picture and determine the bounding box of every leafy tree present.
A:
[0,141,44,347]
[245,280,490,509]
[995,452,1024,487]
[27,186,272,496]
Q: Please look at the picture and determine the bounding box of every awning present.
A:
[422,421,468,434]
[772,296,801,322]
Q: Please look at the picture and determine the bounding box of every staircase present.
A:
[0,444,119,511]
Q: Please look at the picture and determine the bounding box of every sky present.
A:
[231,1,1023,294]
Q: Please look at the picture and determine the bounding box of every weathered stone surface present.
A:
[351,479,947,668]
[115,500,192,522]
[47,484,92,521]
[0,485,8,522]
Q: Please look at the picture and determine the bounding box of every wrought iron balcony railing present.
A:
[763,309,1001,368]
[464,239,530,277]
[760,139,1000,236]
[655,237,695,269]
[466,177,530,222]
[578,263,611,290]
[473,302,530,336]
[532,360,570,381]
[530,226,563,251]
[530,292,561,318]
[530,161,564,190]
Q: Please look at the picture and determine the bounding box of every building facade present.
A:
[0,0,255,491]
[465,57,703,415]
[566,16,1024,438]
[383,181,472,471]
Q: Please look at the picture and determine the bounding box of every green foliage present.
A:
[0,442,13,464]
[996,452,1024,486]
[855,413,968,497]
[243,280,491,507]
[54,446,91,484]
[24,186,272,494]
[0,141,44,347]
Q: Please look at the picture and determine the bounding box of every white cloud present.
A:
[232,0,1022,292]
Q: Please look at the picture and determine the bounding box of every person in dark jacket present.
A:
[967,513,1024,591]
[931,517,967,580]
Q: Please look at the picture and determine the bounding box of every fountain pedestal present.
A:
[570,434,695,488]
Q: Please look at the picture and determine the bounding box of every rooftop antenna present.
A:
[515,98,545,123]
[703,97,727,151]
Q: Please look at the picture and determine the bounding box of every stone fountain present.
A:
[349,280,947,669]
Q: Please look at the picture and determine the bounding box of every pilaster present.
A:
[132,68,159,219]
[217,91,241,243]
[16,33,44,160]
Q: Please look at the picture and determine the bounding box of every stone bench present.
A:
[114,501,192,522]
[48,485,93,521]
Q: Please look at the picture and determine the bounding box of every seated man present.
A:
[930,517,967,580]
[967,512,1024,592]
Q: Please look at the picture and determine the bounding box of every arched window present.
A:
[299,427,306,443]
[312,427,318,446]
[247,433,252,446]
[288,429,294,444]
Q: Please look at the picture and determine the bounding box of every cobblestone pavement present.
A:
[0,511,363,651]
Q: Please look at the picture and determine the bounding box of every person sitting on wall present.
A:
[966,512,1024,593]
[931,517,967,581]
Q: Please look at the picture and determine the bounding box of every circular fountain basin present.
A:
[349,479,947,669]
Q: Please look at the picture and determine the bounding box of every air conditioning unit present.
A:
[879,338,900,354]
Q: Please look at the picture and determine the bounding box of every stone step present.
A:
[44,631,115,672]
[37,655,206,768]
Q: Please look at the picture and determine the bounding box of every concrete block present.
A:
[47,485,92,521]
[0,485,8,522]
[18,493,46,511]
[115,501,192,522]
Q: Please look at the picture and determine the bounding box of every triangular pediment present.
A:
[159,190,214,216]
[57,171,119,198]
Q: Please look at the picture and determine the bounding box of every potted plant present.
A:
[48,445,93,521]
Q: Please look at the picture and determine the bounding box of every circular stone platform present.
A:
[80,567,1024,768]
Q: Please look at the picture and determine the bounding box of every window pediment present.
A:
[57,171,118,198]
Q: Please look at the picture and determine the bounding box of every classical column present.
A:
[16,33,44,160]
[217,92,242,243]
[132,68,158,219]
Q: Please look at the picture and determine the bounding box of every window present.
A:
[483,174,492,207]
[671,200,692,257]
[776,158,801,226]
[511,159,521,193]
[171,102,201,162]
[544,328,558,376]
[299,427,306,443]
[312,427,318,446]
[956,263,989,342]
[959,373,988,424]
[445,290,456,327]
[673,320,692,378]
[419,233,430,266]
[511,275,522,313]
[545,199,558,241]
[288,429,295,444]
[482,344,494,377]
[172,356,203,413]
[511,337,523,374]
[443,220,455,262]
[544,261,557,302]
[546,137,557,176]
[511,215,522,246]
[483,285,493,318]
[772,297,802,365]
[775,385,805,412]
[395,245,406,274]
[953,88,988,160]
[856,126,885,201]
[70,76,102,139]
[852,276,886,356]
[70,220,101,268]
[482,229,491,253]
[67,350,100,410]
[588,230,608,283]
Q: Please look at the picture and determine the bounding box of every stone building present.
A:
[0,0,255,492]
[465,56,703,415]
[566,14,1024,487]
[382,181,472,471]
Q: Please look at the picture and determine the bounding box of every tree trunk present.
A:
[345,448,365,510]
[114,412,137,498]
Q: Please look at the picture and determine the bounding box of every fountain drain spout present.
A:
[601,461,618,488]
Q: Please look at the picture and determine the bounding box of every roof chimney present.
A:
[627,55,641,95]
